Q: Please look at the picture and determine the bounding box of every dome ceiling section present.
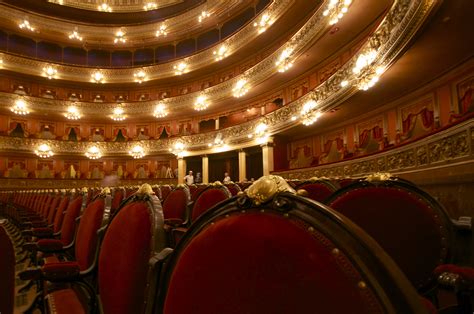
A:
[0,0,298,83]
[46,0,183,13]
[0,0,388,121]
[0,0,250,48]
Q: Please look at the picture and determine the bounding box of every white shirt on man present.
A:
[184,173,194,185]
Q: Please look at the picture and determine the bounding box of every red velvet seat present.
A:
[325,177,453,294]
[190,184,207,201]
[43,184,170,314]
[295,179,339,202]
[171,184,231,246]
[160,185,173,202]
[224,183,241,196]
[162,185,191,226]
[158,175,426,314]
[0,226,14,314]
[110,187,125,215]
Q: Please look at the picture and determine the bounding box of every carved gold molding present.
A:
[48,0,181,12]
[273,119,474,179]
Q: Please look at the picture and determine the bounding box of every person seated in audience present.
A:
[223,172,231,183]
[195,172,202,183]
[184,170,194,185]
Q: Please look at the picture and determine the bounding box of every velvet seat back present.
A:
[296,179,339,202]
[191,186,231,222]
[224,183,241,196]
[111,188,124,215]
[190,185,207,201]
[46,195,61,225]
[59,196,84,246]
[326,179,452,292]
[98,194,164,314]
[160,185,172,201]
[52,196,70,233]
[0,226,14,314]
[75,198,105,270]
[162,187,190,221]
[160,183,425,314]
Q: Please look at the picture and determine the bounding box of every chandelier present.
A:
[300,100,322,126]
[143,2,157,10]
[357,67,384,91]
[169,142,186,158]
[194,95,208,111]
[129,145,145,159]
[43,66,57,79]
[248,122,269,144]
[253,14,272,33]
[85,146,102,159]
[276,47,294,73]
[213,45,228,61]
[134,70,147,83]
[353,49,377,74]
[65,105,81,120]
[35,144,54,158]
[68,28,83,41]
[153,102,168,118]
[11,98,29,115]
[91,70,104,83]
[114,30,126,44]
[98,3,112,12]
[233,79,249,97]
[323,0,352,25]
[156,24,167,37]
[111,107,125,121]
[198,11,210,23]
[174,62,188,75]
[19,20,35,32]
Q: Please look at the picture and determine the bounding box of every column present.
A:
[261,143,274,176]
[202,155,209,184]
[215,118,219,130]
[177,157,186,184]
[238,150,246,182]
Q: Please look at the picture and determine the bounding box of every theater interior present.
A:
[0,0,473,313]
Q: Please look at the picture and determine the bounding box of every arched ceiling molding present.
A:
[0,0,340,116]
[45,0,184,13]
[0,0,441,157]
[0,0,293,79]
[0,0,256,47]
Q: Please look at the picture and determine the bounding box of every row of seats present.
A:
[0,175,472,313]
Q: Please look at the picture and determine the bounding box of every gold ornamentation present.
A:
[137,183,154,195]
[246,175,295,205]
[364,172,392,182]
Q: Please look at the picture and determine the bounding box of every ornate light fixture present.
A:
[35,144,54,158]
[194,95,208,111]
[276,47,294,73]
[98,3,112,12]
[323,0,352,25]
[42,66,57,79]
[134,70,147,83]
[111,107,125,121]
[174,62,188,75]
[153,102,168,118]
[91,70,104,83]
[253,14,272,33]
[232,79,249,97]
[155,24,167,37]
[357,67,384,91]
[208,133,224,147]
[11,98,29,115]
[85,146,102,160]
[65,105,81,120]
[213,45,228,61]
[300,100,322,126]
[68,28,83,41]
[143,2,157,10]
[114,30,126,44]
[353,49,377,74]
[249,122,269,144]
[19,19,35,32]
[169,142,186,158]
[198,11,210,23]
[129,145,145,159]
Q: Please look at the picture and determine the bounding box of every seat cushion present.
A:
[47,289,86,314]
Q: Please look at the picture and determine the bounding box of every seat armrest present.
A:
[18,266,42,281]
[36,239,64,253]
[164,218,183,227]
[42,262,81,282]
[23,242,38,252]
[31,227,54,238]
